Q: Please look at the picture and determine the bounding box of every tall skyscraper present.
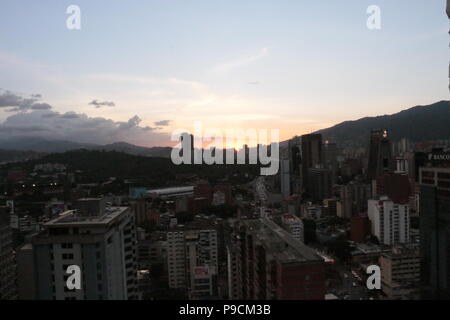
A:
[323,140,338,179]
[367,129,394,181]
[280,158,291,198]
[419,165,450,299]
[27,199,138,300]
[368,197,410,246]
[307,167,333,202]
[288,137,302,194]
[167,220,218,299]
[447,0,450,91]
[0,206,18,300]
[301,134,323,192]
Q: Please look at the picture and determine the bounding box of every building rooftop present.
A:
[244,218,322,264]
[168,218,217,232]
[147,186,194,197]
[44,207,128,227]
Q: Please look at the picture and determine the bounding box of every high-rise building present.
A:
[28,199,138,300]
[280,159,291,198]
[339,181,371,218]
[447,0,450,90]
[323,141,338,180]
[307,167,332,202]
[167,220,218,299]
[368,196,410,246]
[238,218,325,300]
[288,137,302,194]
[419,165,450,299]
[0,206,18,300]
[367,129,394,181]
[375,173,411,205]
[379,244,420,300]
[301,134,323,191]
[281,214,304,243]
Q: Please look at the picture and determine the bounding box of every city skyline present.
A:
[0,0,449,147]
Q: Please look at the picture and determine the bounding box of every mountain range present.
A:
[316,100,450,147]
[0,100,449,162]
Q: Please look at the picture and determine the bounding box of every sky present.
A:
[0,0,448,147]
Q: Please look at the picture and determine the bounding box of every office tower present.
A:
[323,141,338,179]
[307,167,332,202]
[29,199,138,300]
[448,0,450,91]
[224,220,243,300]
[379,245,420,299]
[280,158,291,198]
[130,198,149,226]
[368,197,410,246]
[289,138,302,174]
[226,238,242,300]
[340,182,371,219]
[339,184,354,219]
[392,138,412,157]
[301,134,323,190]
[288,137,302,194]
[17,243,35,300]
[167,220,218,299]
[238,218,325,300]
[375,172,411,204]
[419,165,450,299]
[281,214,304,243]
[0,206,18,300]
[367,129,394,181]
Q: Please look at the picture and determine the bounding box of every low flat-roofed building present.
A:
[379,244,420,300]
[147,186,194,199]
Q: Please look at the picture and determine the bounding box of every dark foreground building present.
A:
[419,161,450,299]
[234,218,325,300]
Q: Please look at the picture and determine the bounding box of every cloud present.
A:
[30,103,52,110]
[212,48,269,73]
[0,110,171,147]
[0,90,52,112]
[89,99,115,108]
[154,120,171,126]
[60,111,79,119]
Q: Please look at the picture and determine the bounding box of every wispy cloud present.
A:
[89,99,116,108]
[211,47,269,73]
[0,90,52,112]
[154,120,171,126]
